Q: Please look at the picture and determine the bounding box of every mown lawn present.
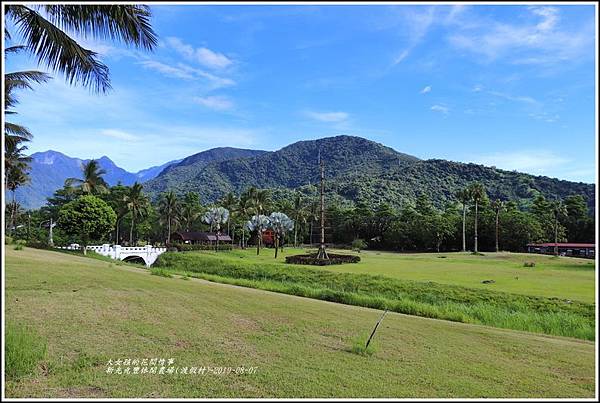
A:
[4,247,596,398]
[204,248,596,303]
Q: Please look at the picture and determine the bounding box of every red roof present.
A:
[527,243,595,248]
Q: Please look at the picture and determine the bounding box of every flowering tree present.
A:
[268,212,294,258]
[203,207,229,250]
[245,214,270,255]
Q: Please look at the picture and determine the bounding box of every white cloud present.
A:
[447,6,593,66]
[99,129,141,142]
[390,6,435,65]
[193,95,234,111]
[420,85,431,94]
[430,104,449,114]
[472,84,483,92]
[165,37,233,69]
[305,111,349,123]
[139,60,235,88]
[488,91,539,106]
[471,150,570,176]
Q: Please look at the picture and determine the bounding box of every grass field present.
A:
[4,247,596,398]
[154,249,595,340]
[197,248,596,303]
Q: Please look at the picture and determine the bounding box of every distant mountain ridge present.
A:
[13,136,595,213]
[144,135,595,213]
[14,150,180,210]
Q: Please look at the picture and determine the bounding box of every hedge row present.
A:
[167,243,233,252]
[285,253,360,265]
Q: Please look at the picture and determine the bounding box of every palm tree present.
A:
[550,199,568,256]
[246,214,270,255]
[179,192,201,232]
[268,212,294,258]
[468,182,487,253]
[220,192,238,240]
[203,207,230,251]
[158,191,180,244]
[65,159,108,195]
[455,188,470,252]
[5,150,30,235]
[5,5,157,93]
[491,199,504,252]
[124,182,149,245]
[290,192,308,248]
[237,191,253,248]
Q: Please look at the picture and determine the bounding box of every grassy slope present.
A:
[4,248,596,398]
[212,248,595,303]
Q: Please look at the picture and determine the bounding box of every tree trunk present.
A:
[256,230,260,255]
[294,225,298,248]
[554,215,559,256]
[474,201,479,253]
[115,217,120,245]
[130,214,135,245]
[462,204,466,252]
[167,216,171,244]
[495,211,500,252]
[274,234,278,258]
[242,227,245,249]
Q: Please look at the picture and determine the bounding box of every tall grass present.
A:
[155,252,595,340]
[5,323,47,380]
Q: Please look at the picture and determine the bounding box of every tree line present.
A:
[6,158,594,255]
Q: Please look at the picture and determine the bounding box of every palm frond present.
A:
[4,45,27,54]
[42,5,157,50]
[6,5,111,93]
[4,123,33,139]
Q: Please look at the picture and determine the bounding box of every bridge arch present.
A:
[122,255,148,266]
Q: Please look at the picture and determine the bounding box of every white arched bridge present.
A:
[58,244,167,267]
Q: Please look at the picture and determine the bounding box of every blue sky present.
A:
[5,4,597,183]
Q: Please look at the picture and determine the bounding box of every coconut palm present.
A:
[468,182,487,253]
[158,191,180,244]
[550,199,568,255]
[268,212,294,258]
[289,192,308,248]
[491,199,505,252]
[5,151,30,235]
[203,207,230,251]
[65,159,109,195]
[455,188,470,252]
[246,214,270,255]
[5,4,157,93]
[124,182,149,245]
[180,192,201,232]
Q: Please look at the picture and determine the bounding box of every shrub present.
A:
[5,323,47,380]
[167,243,233,252]
[5,236,13,245]
[13,244,24,251]
[285,253,360,265]
[471,251,485,256]
[150,268,173,278]
[523,261,536,267]
[351,239,368,252]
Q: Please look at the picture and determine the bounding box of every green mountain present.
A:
[144,135,595,212]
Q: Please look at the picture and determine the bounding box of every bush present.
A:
[351,239,368,252]
[167,243,233,252]
[5,323,47,380]
[150,268,173,278]
[523,261,536,267]
[471,251,485,256]
[285,253,360,265]
[5,236,13,245]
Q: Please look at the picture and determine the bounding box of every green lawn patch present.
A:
[155,251,595,340]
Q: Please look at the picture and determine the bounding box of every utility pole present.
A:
[316,152,328,260]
